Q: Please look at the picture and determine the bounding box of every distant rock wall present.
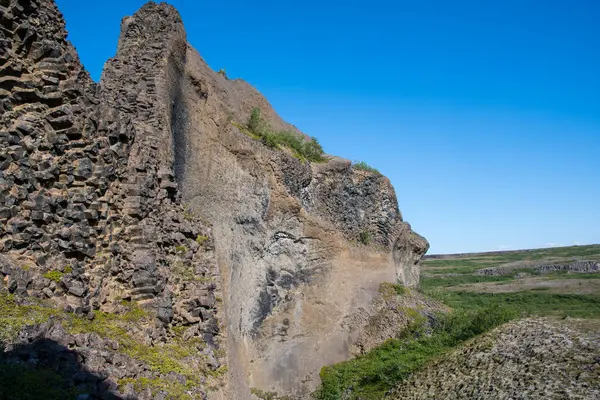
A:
[476,260,600,276]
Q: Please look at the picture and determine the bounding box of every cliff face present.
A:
[0,1,428,398]
[1,1,223,398]
[175,27,429,400]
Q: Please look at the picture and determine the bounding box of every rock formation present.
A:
[0,0,428,398]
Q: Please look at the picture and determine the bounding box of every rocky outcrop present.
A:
[1,0,428,398]
[1,1,223,398]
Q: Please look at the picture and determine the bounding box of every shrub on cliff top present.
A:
[246,108,325,162]
[352,161,380,175]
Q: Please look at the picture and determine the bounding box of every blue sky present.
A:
[56,0,600,254]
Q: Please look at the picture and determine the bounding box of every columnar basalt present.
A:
[1,1,223,398]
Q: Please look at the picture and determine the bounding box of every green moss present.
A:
[175,245,188,254]
[64,266,73,274]
[232,121,260,139]
[171,260,197,282]
[208,365,228,378]
[119,376,195,400]
[196,235,208,245]
[43,270,64,283]
[0,294,59,345]
[182,206,196,221]
[0,295,214,398]
[65,303,210,392]
[20,264,31,271]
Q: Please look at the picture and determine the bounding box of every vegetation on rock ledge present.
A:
[244,108,326,162]
[352,161,380,175]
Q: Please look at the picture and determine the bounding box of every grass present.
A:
[352,161,380,175]
[175,245,188,253]
[196,235,208,245]
[545,271,600,280]
[313,306,516,400]
[425,290,600,319]
[425,244,600,267]
[421,258,497,275]
[244,108,326,163]
[250,388,295,400]
[420,274,514,289]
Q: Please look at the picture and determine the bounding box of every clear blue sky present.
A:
[56,0,600,254]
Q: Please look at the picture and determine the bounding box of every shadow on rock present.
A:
[0,338,127,400]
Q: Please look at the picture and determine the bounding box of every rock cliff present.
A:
[0,0,428,398]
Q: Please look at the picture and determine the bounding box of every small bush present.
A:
[359,230,372,245]
[248,107,267,135]
[246,108,325,162]
[352,161,380,175]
